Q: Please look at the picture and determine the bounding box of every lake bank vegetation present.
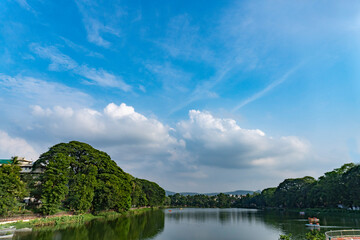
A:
[0,141,166,220]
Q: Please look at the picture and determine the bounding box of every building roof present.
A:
[0,159,12,164]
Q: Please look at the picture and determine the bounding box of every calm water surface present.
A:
[13,208,360,240]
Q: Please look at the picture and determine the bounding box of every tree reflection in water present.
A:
[13,210,165,240]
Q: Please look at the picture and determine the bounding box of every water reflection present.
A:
[13,208,360,240]
[166,208,258,224]
[14,210,165,240]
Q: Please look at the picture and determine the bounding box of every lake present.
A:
[13,208,360,240]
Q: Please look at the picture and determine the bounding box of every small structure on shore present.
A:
[0,157,37,173]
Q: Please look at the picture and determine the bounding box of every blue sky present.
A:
[1,0,360,192]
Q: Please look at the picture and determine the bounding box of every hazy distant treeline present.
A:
[169,193,237,208]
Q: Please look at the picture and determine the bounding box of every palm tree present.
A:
[11,156,19,165]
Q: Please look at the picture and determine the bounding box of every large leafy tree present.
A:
[310,163,354,207]
[274,176,316,208]
[343,164,360,207]
[33,141,132,214]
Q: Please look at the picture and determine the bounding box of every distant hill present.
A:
[165,190,255,196]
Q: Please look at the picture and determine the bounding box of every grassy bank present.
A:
[0,207,157,230]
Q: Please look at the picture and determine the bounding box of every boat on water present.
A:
[306,217,320,228]
[305,223,320,228]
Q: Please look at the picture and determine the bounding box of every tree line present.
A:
[169,163,360,210]
[235,163,359,209]
[0,141,166,216]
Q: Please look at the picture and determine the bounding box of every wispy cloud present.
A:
[145,62,192,92]
[158,14,214,63]
[76,65,131,91]
[14,0,33,12]
[30,43,131,91]
[75,0,122,48]
[31,44,78,71]
[0,74,92,107]
[168,60,236,115]
[232,63,304,112]
[60,37,104,58]
[85,18,119,48]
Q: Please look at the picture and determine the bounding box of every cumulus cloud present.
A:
[29,103,185,166]
[4,98,312,191]
[30,43,131,91]
[27,103,309,174]
[177,110,309,169]
[0,130,38,160]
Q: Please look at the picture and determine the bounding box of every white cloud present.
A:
[30,44,131,91]
[104,103,146,121]
[0,130,38,160]
[177,110,309,169]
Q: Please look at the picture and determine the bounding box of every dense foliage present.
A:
[131,178,165,207]
[279,231,325,240]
